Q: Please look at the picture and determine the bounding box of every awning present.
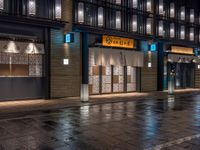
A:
[90,47,144,67]
[168,54,196,63]
[0,41,45,54]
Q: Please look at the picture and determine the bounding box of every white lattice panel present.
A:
[102,84,111,93]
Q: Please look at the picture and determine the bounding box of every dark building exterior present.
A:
[0,0,65,100]
[70,0,200,99]
[1,0,200,101]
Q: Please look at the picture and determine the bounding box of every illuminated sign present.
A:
[171,46,194,55]
[150,43,157,51]
[102,35,134,49]
[65,33,74,43]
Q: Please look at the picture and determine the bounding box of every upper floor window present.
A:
[98,7,104,27]
[180,25,185,40]
[146,18,153,35]
[146,0,152,12]
[189,28,194,41]
[158,0,164,15]
[55,0,62,19]
[116,11,121,30]
[129,0,137,8]
[78,2,84,24]
[190,9,194,23]
[180,6,185,21]
[115,0,121,5]
[170,3,175,18]
[170,23,175,38]
[158,20,164,36]
[28,0,36,16]
[0,0,4,11]
[132,15,137,32]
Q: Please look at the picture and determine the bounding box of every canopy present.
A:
[90,48,144,67]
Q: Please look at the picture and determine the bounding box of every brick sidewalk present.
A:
[0,88,199,115]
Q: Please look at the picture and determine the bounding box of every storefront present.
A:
[88,35,144,95]
[164,46,196,90]
[0,40,46,100]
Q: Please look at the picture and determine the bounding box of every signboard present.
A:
[102,35,134,49]
[65,33,74,43]
[171,46,194,55]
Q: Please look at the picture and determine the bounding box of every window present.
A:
[78,2,84,23]
[129,0,137,8]
[180,6,185,21]
[146,18,152,35]
[170,3,175,18]
[115,0,121,5]
[85,4,96,26]
[158,0,163,15]
[116,11,121,30]
[98,7,104,27]
[158,20,163,36]
[0,0,4,10]
[0,41,44,77]
[189,28,194,41]
[55,0,61,19]
[170,23,175,38]
[28,0,36,15]
[146,0,152,12]
[132,15,137,32]
[190,9,194,23]
[180,25,185,40]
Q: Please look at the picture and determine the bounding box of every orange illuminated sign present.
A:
[102,35,134,49]
[171,46,194,55]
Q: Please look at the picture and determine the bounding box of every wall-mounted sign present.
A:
[63,59,69,65]
[150,43,157,51]
[65,33,74,43]
[171,46,194,55]
[102,35,134,49]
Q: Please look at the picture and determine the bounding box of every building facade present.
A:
[0,0,65,100]
[69,0,200,98]
[1,0,200,101]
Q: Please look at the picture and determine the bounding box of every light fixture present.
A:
[55,0,61,19]
[28,0,36,15]
[0,0,4,10]
[98,7,104,27]
[116,11,121,30]
[63,59,69,65]
[78,2,84,23]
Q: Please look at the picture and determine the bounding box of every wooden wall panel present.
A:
[141,51,158,92]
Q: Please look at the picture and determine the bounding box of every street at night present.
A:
[1,93,200,149]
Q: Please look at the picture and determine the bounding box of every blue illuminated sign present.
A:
[65,33,74,43]
[150,43,157,51]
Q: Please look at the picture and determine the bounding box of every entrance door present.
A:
[168,63,195,89]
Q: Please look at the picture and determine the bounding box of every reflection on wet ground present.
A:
[1,93,200,149]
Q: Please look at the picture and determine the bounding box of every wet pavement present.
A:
[1,93,200,149]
